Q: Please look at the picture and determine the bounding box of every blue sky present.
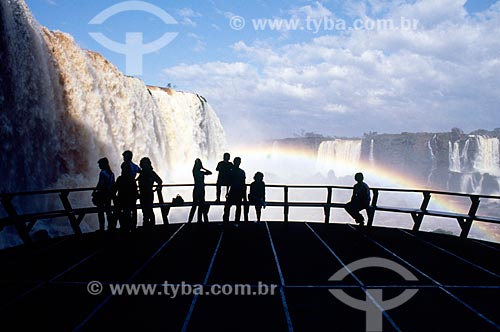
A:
[26,0,500,141]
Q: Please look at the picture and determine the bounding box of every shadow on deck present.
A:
[0,222,499,331]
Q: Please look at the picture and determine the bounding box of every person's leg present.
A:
[200,190,209,223]
[223,202,231,223]
[235,198,242,222]
[140,197,149,226]
[345,201,358,220]
[256,205,262,222]
[216,184,221,202]
[188,204,196,223]
[150,206,156,226]
[346,201,364,224]
[105,200,115,230]
[97,206,105,231]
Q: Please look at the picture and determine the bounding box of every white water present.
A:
[316,140,362,177]
[0,0,225,191]
[448,141,462,173]
[369,139,375,165]
[474,136,500,175]
[0,0,225,247]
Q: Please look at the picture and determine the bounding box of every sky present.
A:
[25,0,500,142]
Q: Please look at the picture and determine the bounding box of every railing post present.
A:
[156,186,170,225]
[284,186,289,223]
[459,195,480,239]
[324,187,332,224]
[1,195,31,244]
[367,189,378,227]
[59,190,82,235]
[412,191,431,233]
[420,191,431,211]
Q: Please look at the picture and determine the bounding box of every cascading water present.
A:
[0,0,226,246]
[0,0,226,192]
[427,135,437,183]
[473,136,500,175]
[369,139,375,165]
[316,140,362,177]
[448,141,461,173]
[447,135,500,194]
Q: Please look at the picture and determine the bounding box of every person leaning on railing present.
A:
[137,157,162,228]
[92,157,115,231]
[344,172,371,226]
[247,172,266,222]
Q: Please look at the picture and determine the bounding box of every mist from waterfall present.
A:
[0,0,225,247]
[0,0,226,193]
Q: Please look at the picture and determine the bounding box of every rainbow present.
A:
[230,143,499,243]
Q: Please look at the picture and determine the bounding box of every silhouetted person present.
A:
[223,157,248,223]
[93,157,115,231]
[345,172,371,225]
[122,150,141,177]
[122,150,141,229]
[188,158,212,223]
[248,172,266,222]
[113,163,138,232]
[137,157,162,228]
[216,152,233,202]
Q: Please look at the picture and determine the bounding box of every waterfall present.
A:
[448,137,474,173]
[0,0,226,247]
[0,0,226,193]
[316,140,362,177]
[427,135,437,182]
[448,141,461,172]
[473,136,500,175]
[369,139,375,165]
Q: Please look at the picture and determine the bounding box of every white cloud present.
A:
[289,1,334,20]
[187,33,207,52]
[177,8,202,18]
[163,1,500,141]
[177,7,201,27]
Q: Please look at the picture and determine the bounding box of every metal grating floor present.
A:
[0,222,499,331]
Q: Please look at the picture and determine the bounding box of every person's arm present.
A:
[153,172,163,191]
[202,168,213,176]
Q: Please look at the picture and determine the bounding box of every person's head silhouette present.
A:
[254,172,264,182]
[194,158,203,171]
[122,150,133,162]
[98,157,110,169]
[355,172,364,183]
[223,152,230,161]
[233,157,241,167]
[140,157,153,171]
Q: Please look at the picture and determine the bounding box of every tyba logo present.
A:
[89,1,178,75]
[329,257,419,332]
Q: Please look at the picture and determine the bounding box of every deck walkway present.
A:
[0,222,499,331]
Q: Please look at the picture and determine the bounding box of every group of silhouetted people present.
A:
[93,151,162,232]
[93,151,370,230]
[188,153,266,224]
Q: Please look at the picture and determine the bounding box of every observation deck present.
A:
[0,185,499,331]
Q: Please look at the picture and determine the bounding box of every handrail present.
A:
[2,183,499,200]
[1,183,499,246]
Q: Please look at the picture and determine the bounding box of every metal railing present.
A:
[1,184,499,244]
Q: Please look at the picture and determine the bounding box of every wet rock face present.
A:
[274,129,500,194]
